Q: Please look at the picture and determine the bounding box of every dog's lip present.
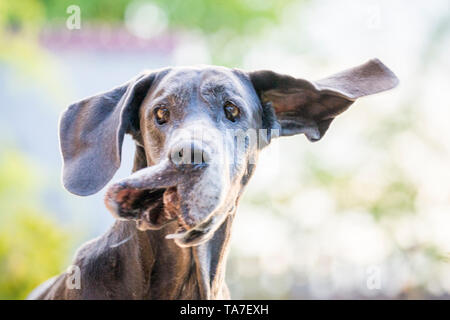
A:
[105,159,227,246]
[132,185,217,237]
[165,210,228,247]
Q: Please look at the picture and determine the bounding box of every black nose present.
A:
[169,141,210,168]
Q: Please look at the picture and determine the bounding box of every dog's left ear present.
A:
[249,58,399,141]
[59,71,156,196]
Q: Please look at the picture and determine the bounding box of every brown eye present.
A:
[224,102,240,122]
[154,107,169,125]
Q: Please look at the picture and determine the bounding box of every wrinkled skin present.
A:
[28,60,398,299]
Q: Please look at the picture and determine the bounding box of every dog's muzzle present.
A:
[104,155,229,247]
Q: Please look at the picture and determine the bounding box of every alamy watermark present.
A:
[366,265,381,290]
[66,265,81,290]
[66,5,81,30]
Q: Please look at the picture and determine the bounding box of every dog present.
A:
[28,59,398,299]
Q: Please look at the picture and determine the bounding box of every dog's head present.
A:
[59,59,398,247]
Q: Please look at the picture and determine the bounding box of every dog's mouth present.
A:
[104,160,227,247]
[164,196,229,248]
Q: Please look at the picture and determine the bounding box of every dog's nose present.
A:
[169,141,210,168]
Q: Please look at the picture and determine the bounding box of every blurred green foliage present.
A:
[304,154,418,220]
[0,1,70,104]
[0,150,70,299]
[0,0,298,65]
[1,0,293,34]
[0,0,45,32]
[45,0,291,33]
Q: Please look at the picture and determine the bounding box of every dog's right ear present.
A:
[249,59,399,141]
[59,72,155,196]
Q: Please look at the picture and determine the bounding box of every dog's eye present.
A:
[224,102,240,122]
[154,107,170,125]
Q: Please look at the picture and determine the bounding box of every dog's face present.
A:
[136,67,265,240]
[59,60,398,247]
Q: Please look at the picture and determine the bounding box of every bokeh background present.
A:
[1,0,449,299]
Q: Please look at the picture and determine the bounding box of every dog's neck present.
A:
[130,216,233,299]
[128,146,234,299]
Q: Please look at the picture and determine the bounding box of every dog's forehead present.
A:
[154,65,247,96]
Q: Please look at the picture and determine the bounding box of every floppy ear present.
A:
[59,72,155,196]
[249,58,399,141]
